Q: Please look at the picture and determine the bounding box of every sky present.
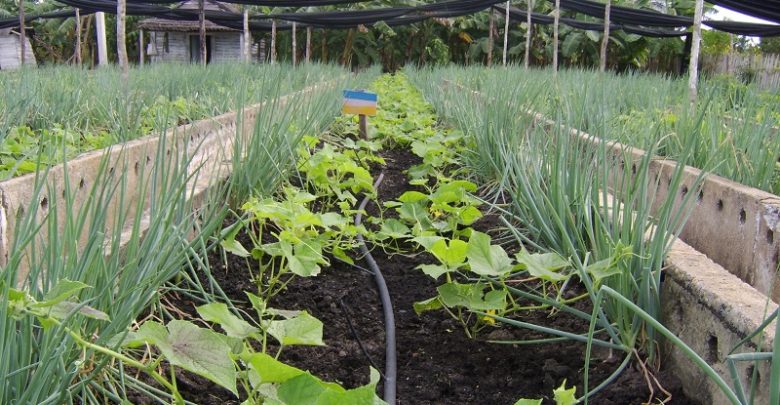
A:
[711,6,778,25]
[706,6,777,42]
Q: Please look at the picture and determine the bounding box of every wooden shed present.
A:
[138,0,248,64]
[0,28,36,69]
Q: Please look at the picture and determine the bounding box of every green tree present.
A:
[701,29,731,55]
[759,37,780,54]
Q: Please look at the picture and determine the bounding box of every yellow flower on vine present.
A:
[482,310,496,325]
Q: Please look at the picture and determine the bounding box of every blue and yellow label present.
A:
[342,90,378,116]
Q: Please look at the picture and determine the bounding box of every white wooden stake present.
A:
[599,0,610,72]
[118,0,129,76]
[487,9,494,66]
[139,28,144,64]
[502,1,510,66]
[688,0,703,108]
[271,19,277,63]
[553,0,559,75]
[244,8,250,62]
[96,11,108,66]
[18,0,25,66]
[198,0,206,64]
[292,21,297,66]
[524,0,532,69]
[75,8,82,65]
[306,26,311,63]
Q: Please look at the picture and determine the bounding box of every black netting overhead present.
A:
[0,9,84,29]
[43,0,506,31]
[706,0,780,25]
[417,0,505,15]
[542,0,780,37]
[705,20,780,36]
[553,0,691,28]
[56,0,173,15]
[4,0,776,37]
[494,4,688,38]
[267,7,414,27]
[262,0,505,27]
[127,0,373,5]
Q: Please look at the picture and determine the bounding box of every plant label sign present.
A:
[342,90,377,116]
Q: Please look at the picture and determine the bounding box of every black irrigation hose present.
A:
[354,171,396,405]
[338,297,384,377]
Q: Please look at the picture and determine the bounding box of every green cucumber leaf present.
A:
[46,301,109,321]
[467,231,513,277]
[221,238,250,258]
[513,399,543,405]
[417,264,451,280]
[413,296,443,315]
[437,282,507,311]
[158,320,238,397]
[458,206,483,225]
[430,238,468,268]
[266,312,325,346]
[197,302,258,339]
[553,380,577,405]
[585,257,623,283]
[35,279,89,307]
[244,352,305,384]
[515,250,569,282]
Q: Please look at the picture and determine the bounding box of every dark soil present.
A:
[160,146,696,405]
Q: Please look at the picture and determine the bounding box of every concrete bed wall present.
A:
[531,106,779,405]
[550,121,780,304]
[441,79,777,405]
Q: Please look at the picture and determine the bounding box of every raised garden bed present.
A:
[4,67,776,405]
[139,73,710,405]
[425,75,778,405]
[179,144,692,405]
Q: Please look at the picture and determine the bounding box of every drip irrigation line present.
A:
[332,255,376,276]
[338,297,385,378]
[354,171,396,405]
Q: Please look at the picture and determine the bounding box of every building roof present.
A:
[177,0,239,13]
[137,0,240,32]
[137,18,239,32]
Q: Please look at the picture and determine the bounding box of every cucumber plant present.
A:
[4,278,385,405]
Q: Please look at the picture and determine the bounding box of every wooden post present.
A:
[243,8,250,62]
[118,0,129,77]
[271,19,277,63]
[139,28,144,64]
[688,0,703,107]
[75,8,82,65]
[553,0,559,75]
[292,21,297,66]
[599,0,611,72]
[18,0,25,66]
[96,12,108,66]
[306,26,311,63]
[487,9,494,66]
[199,0,206,64]
[502,1,510,67]
[524,0,532,69]
[359,114,367,139]
[321,29,327,63]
